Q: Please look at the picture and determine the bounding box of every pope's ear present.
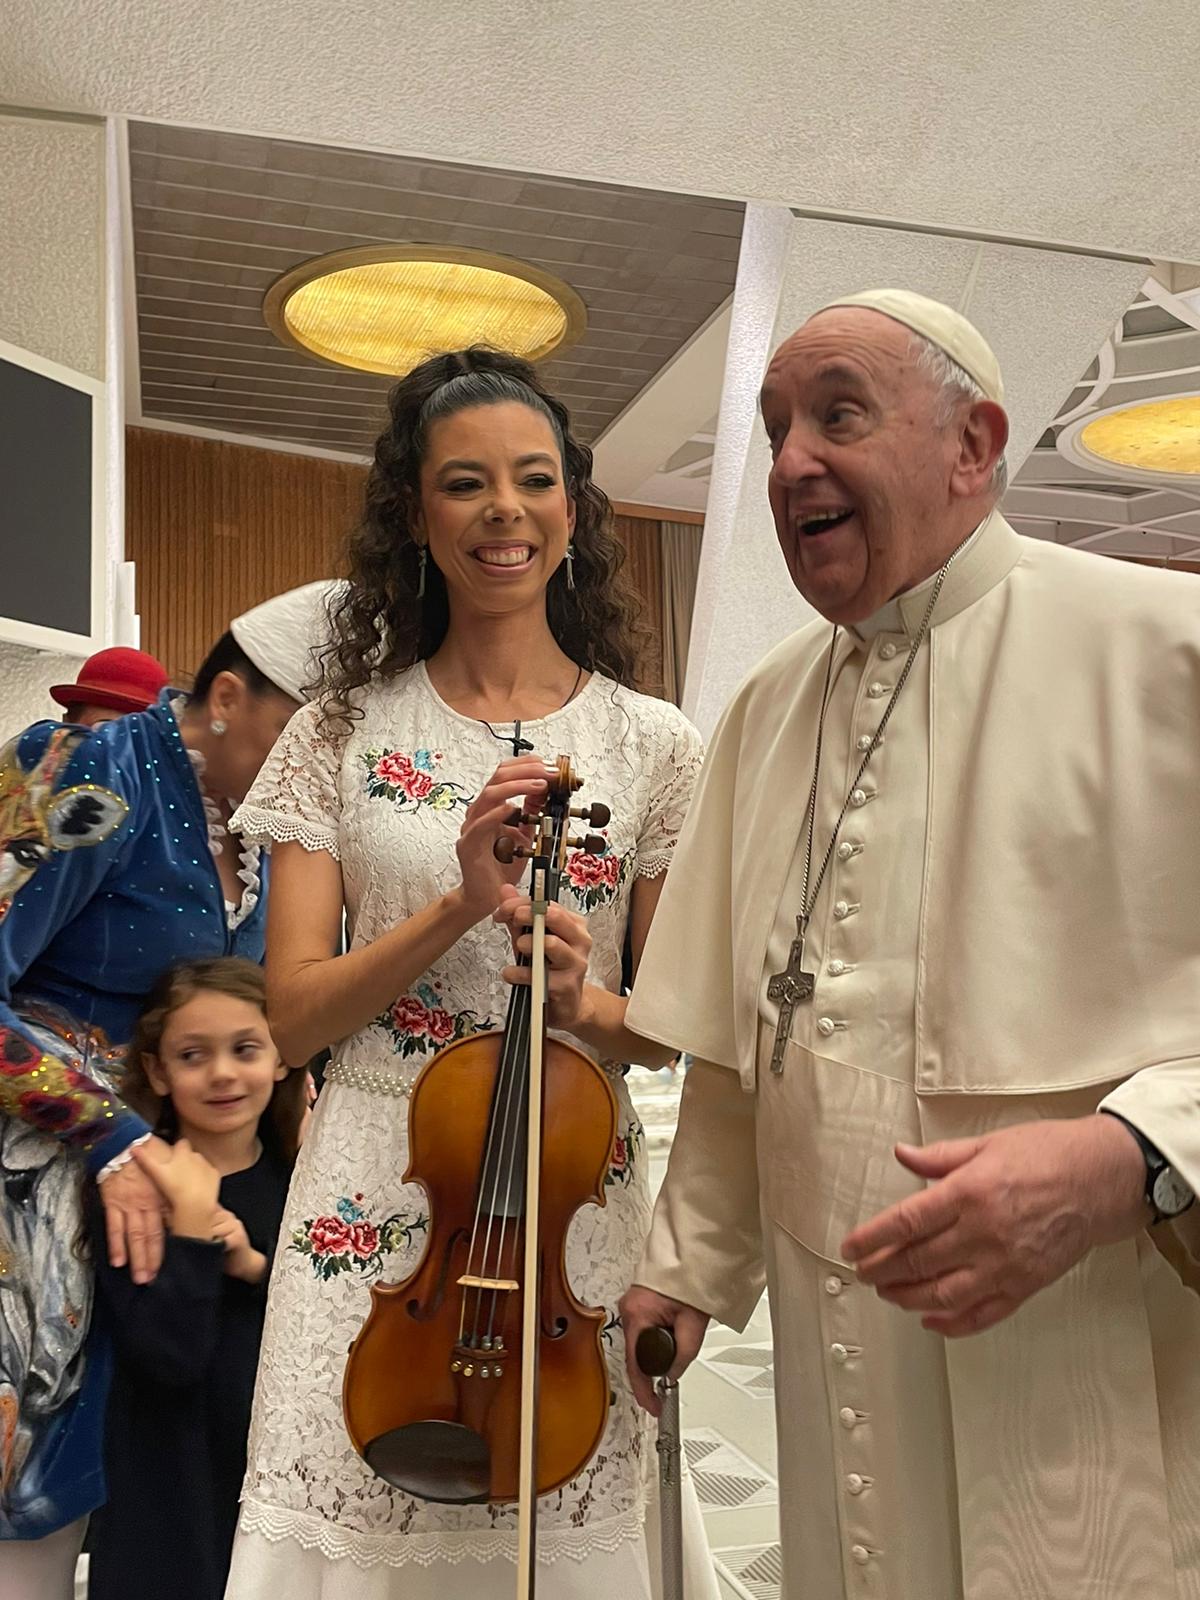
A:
[953,400,1009,498]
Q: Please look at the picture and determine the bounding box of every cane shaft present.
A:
[656,1377,684,1600]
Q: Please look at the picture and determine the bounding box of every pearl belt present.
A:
[325,1060,417,1097]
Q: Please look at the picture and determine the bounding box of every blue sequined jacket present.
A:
[0,695,267,1536]
[0,697,267,1165]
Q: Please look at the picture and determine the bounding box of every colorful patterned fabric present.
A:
[0,697,269,1538]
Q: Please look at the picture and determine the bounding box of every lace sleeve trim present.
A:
[634,717,705,875]
[237,1495,644,1568]
[231,804,342,861]
[634,850,674,880]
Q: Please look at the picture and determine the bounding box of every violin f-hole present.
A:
[405,1226,469,1322]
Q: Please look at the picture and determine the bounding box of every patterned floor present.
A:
[714,1542,786,1600]
[632,1067,782,1600]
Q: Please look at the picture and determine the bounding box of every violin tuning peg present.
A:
[493,838,530,865]
[570,802,611,827]
[581,833,607,856]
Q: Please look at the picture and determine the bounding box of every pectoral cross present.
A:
[767,917,814,1075]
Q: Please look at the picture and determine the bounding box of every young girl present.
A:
[86,958,305,1600]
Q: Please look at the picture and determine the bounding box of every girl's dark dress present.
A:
[87,1145,290,1600]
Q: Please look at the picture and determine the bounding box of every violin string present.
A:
[466,991,526,1347]
[478,987,529,1348]
[490,1002,527,1338]
[481,805,566,1351]
[460,987,523,1344]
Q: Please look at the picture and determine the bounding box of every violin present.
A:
[342,755,617,1591]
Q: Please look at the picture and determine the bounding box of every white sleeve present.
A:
[230,700,344,860]
[634,707,704,880]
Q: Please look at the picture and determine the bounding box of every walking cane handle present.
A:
[636,1325,677,1380]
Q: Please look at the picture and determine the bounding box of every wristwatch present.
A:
[1102,1110,1195,1224]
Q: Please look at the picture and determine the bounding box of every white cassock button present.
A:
[867,681,888,698]
[879,641,899,660]
[846,1473,866,1495]
[851,1543,871,1565]
[828,960,845,976]
[825,1275,844,1297]
[837,841,856,861]
[856,733,873,752]
[817,1017,836,1038]
[839,1406,859,1430]
[831,1342,849,1364]
[834,900,850,919]
[850,788,868,807]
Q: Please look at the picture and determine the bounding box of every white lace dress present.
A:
[224,664,718,1600]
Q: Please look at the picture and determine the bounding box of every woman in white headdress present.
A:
[0,582,334,1600]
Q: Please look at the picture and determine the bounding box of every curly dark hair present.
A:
[316,348,647,731]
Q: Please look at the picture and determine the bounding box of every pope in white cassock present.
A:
[620,290,1200,1600]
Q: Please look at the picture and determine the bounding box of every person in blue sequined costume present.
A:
[0,583,336,1598]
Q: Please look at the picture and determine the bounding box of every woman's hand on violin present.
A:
[495,887,592,1032]
[454,757,552,921]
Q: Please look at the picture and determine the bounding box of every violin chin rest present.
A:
[364,1420,491,1505]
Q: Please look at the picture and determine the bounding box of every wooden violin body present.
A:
[342,755,618,1511]
[343,1029,616,1502]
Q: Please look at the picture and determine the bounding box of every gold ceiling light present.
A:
[1079,396,1200,477]
[263,245,586,377]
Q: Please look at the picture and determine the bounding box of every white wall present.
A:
[0,641,83,744]
[0,111,105,379]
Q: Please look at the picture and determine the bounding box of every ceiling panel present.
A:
[129,121,743,455]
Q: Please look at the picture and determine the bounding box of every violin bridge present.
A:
[456,1272,520,1293]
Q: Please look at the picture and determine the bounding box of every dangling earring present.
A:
[416,545,427,599]
[564,545,576,592]
[210,718,227,736]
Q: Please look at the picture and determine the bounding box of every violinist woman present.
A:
[226,349,718,1600]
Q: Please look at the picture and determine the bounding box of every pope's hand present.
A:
[618,1284,710,1418]
[842,1115,1149,1338]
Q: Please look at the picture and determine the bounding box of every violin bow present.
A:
[515,836,551,1595]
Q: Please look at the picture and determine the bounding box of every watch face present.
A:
[1152,1166,1194,1218]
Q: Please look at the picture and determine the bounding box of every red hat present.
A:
[50,647,169,715]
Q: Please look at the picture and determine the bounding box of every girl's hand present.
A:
[132,1138,220,1241]
[211,1206,268,1284]
[455,757,552,921]
[495,887,593,1032]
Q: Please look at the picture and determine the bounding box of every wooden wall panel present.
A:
[126,428,690,697]
[614,514,665,699]
[126,428,366,684]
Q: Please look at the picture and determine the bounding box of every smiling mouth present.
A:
[472,545,534,567]
[206,1096,245,1107]
[795,509,854,536]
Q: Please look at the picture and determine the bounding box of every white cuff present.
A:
[95,1131,152,1185]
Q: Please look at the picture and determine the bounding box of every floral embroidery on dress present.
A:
[563,842,632,913]
[378,981,494,1058]
[289,1193,428,1282]
[233,678,705,1564]
[362,747,472,813]
[605,1119,644,1189]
